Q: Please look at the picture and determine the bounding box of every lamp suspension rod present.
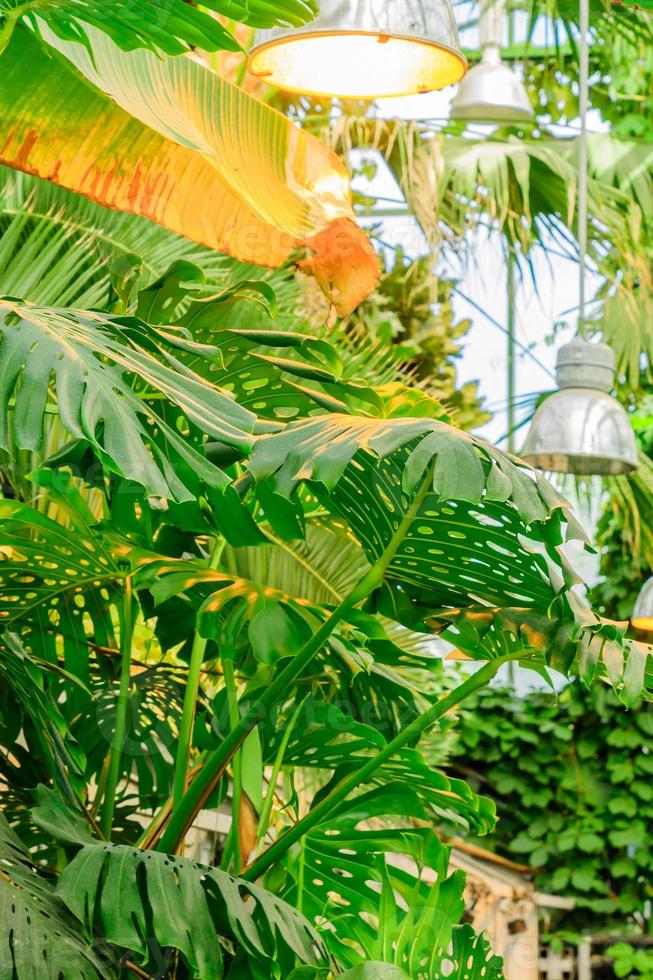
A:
[578,0,589,331]
[480,0,504,49]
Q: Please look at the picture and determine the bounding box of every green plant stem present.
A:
[100,577,134,839]
[242,656,515,881]
[171,538,223,810]
[156,469,434,855]
[296,838,306,912]
[255,697,306,848]
[222,658,242,873]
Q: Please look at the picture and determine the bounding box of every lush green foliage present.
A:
[0,160,524,975]
[450,683,653,932]
[0,0,317,56]
[0,2,651,978]
[607,941,653,978]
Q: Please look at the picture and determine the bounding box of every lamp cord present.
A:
[578,0,589,334]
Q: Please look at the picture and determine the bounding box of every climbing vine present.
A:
[450,682,653,933]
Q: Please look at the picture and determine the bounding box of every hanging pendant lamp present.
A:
[450,0,533,122]
[248,0,467,100]
[632,577,653,631]
[521,338,638,474]
[520,0,637,476]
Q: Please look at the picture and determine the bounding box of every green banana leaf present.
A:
[0,26,378,310]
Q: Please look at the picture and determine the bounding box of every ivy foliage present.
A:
[607,941,653,978]
[450,682,653,932]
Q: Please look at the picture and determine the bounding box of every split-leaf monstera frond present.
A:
[279,787,497,974]
[248,413,653,702]
[0,494,122,676]
[0,810,107,979]
[0,299,256,499]
[29,789,330,980]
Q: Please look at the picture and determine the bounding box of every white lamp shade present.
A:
[450,49,533,122]
[521,388,638,475]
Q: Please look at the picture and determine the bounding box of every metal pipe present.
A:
[507,250,516,453]
[578,0,589,331]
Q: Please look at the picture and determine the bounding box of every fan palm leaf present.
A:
[0,168,303,310]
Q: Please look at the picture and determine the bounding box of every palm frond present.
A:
[0,167,302,310]
[0,0,316,56]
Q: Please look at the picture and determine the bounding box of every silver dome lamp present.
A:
[521,338,638,474]
[450,0,533,122]
[632,578,653,632]
[521,0,637,476]
[248,0,467,100]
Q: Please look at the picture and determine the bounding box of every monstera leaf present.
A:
[0,299,256,500]
[247,414,653,700]
[78,660,193,817]
[0,495,122,678]
[53,838,330,979]
[0,27,379,311]
[0,632,85,801]
[278,785,501,977]
[0,811,108,978]
[437,598,653,706]
[280,786,466,968]
[248,413,577,607]
[367,867,503,980]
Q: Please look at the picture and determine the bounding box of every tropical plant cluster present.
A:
[0,1,652,978]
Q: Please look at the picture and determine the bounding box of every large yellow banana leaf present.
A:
[0,26,379,313]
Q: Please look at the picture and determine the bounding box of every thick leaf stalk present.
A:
[100,576,134,838]
[156,468,435,854]
[242,655,518,881]
[171,538,224,808]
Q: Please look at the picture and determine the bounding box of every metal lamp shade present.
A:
[521,338,638,476]
[249,0,466,99]
[450,47,533,122]
[632,577,653,632]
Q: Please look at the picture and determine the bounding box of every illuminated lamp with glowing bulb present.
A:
[249,0,467,100]
[632,578,653,632]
